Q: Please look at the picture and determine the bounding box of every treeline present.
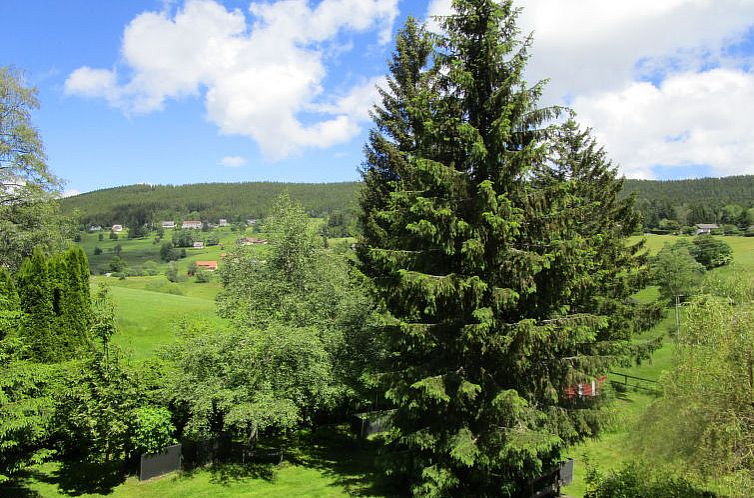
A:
[60,182,361,232]
[63,176,754,236]
[623,176,754,231]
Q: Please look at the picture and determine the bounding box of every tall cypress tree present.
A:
[53,246,93,355]
[17,247,55,362]
[0,267,20,340]
[359,2,654,496]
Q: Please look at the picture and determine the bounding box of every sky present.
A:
[2,0,754,196]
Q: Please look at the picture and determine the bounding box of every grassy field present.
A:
[3,428,395,498]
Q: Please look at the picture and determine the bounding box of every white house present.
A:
[111,224,123,233]
[218,219,229,227]
[88,225,102,232]
[695,223,719,235]
[246,219,258,226]
[161,221,176,229]
[182,220,203,230]
[193,241,205,249]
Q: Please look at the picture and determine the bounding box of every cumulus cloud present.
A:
[65,0,398,158]
[219,156,247,167]
[575,68,754,179]
[426,0,754,178]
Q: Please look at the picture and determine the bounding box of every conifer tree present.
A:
[53,246,93,355]
[17,247,55,361]
[359,2,654,496]
[0,267,20,340]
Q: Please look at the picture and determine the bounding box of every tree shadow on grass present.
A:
[176,461,277,486]
[28,459,127,496]
[285,426,406,497]
[0,478,42,498]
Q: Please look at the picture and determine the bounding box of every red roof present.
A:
[196,260,218,270]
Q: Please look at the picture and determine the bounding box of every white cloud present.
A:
[65,0,398,158]
[575,68,754,179]
[219,155,247,167]
[426,0,754,178]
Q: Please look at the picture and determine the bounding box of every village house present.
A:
[193,241,204,249]
[111,224,123,232]
[246,219,258,226]
[695,223,719,235]
[88,225,102,232]
[181,220,203,230]
[239,237,268,246]
[218,219,229,227]
[161,221,176,229]
[196,260,218,271]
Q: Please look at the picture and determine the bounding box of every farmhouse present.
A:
[239,237,268,245]
[88,225,101,232]
[161,221,176,229]
[196,260,218,271]
[246,219,258,226]
[182,220,202,230]
[218,219,229,227]
[111,224,123,232]
[696,223,719,235]
[193,241,204,249]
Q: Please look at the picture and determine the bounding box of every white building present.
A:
[161,221,176,229]
[111,224,123,232]
[182,220,203,230]
[218,219,229,227]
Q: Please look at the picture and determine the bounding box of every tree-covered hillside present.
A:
[60,182,361,228]
[61,175,754,233]
[622,176,754,230]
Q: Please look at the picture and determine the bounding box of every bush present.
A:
[93,246,102,256]
[195,269,211,283]
[690,235,733,269]
[585,461,715,498]
[109,231,118,240]
[142,260,160,276]
[131,406,175,456]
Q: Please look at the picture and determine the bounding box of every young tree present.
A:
[651,242,705,304]
[16,248,55,362]
[0,67,67,270]
[689,235,733,269]
[359,3,651,496]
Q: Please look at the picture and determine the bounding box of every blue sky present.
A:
[2,0,754,195]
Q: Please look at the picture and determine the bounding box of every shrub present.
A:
[195,269,211,283]
[689,235,733,269]
[131,406,175,456]
[585,461,715,498]
[93,246,102,256]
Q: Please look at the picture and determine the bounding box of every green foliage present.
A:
[59,181,362,229]
[164,321,337,445]
[638,294,754,493]
[584,461,714,498]
[0,68,69,271]
[650,241,705,303]
[689,235,733,269]
[171,230,195,248]
[217,194,382,401]
[131,406,175,455]
[16,247,55,362]
[359,5,653,496]
[0,338,59,482]
[53,349,145,462]
[93,246,102,255]
[194,269,211,283]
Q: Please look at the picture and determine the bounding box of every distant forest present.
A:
[622,175,754,232]
[60,182,362,235]
[60,176,754,234]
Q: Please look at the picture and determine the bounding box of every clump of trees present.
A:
[164,194,382,448]
[357,3,658,495]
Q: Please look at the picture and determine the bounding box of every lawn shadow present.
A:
[285,425,405,498]
[0,478,42,498]
[28,459,127,496]
[176,460,277,485]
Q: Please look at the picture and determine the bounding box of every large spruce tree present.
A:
[359,2,654,496]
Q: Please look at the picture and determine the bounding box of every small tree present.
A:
[651,242,705,303]
[689,235,732,269]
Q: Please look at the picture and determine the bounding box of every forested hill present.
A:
[622,175,754,229]
[60,182,362,228]
[61,175,754,231]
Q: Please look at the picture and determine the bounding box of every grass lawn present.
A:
[97,283,227,359]
[3,428,394,498]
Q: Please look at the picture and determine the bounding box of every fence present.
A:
[609,371,659,394]
[139,444,182,481]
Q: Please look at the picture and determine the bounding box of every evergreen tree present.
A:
[0,267,20,340]
[16,247,55,362]
[359,3,653,496]
[55,246,93,354]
